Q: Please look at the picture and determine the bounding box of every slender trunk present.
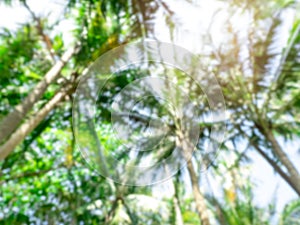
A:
[172,178,184,225]
[0,86,72,160]
[0,46,78,143]
[264,129,300,195]
[241,125,300,196]
[105,199,119,224]
[186,160,210,225]
[176,130,210,225]
[252,141,300,196]
[173,197,184,225]
[85,118,116,193]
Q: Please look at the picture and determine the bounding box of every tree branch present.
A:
[262,128,300,195]
[0,84,74,160]
[22,0,56,62]
[238,125,300,196]
[0,165,64,186]
[251,141,300,196]
[0,45,79,144]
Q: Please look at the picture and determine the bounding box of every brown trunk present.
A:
[186,160,210,225]
[250,123,300,196]
[241,124,300,196]
[176,130,210,225]
[0,46,78,143]
[172,177,184,225]
[252,141,300,196]
[264,130,300,195]
[0,86,71,160]
[173,196,184,225]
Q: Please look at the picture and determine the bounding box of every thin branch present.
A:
[0,165,64,186]
[156,0,174,15]
[22,1,56,62]
[121,199,138,224]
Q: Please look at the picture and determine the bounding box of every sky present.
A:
[0,0,299,220]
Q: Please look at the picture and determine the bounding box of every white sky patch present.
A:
[154,0,228,53]
[0,0,75,46]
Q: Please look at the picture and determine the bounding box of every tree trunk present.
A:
[252,141,300,196]
[176,130,210,225]
[0,86,72,160]
[264,129,300,195]
[173,197,184,225]
[186,160,210,225]
[241,124,300,196]
[0,46,78,144]
[173,178,184,225]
